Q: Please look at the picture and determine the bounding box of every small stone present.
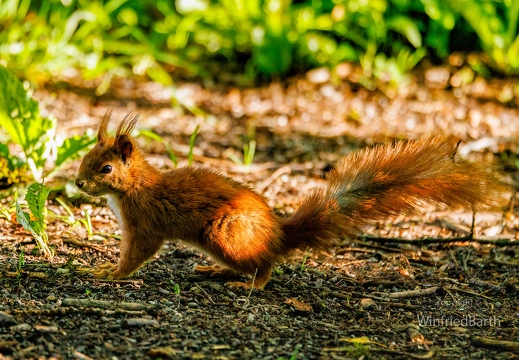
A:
[46,295,57,302]
[148,346,177,359]
[307,67,331,84]
[125,318,159,327]
[335,62,352,79]
[0,311,16,326]
[11,323,31,332]
[425,67,450,89]
[285,298,313,312]
[34,325,59,333]
[360,298,377,309]
[158,287,170,295]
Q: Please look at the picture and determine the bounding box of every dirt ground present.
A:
[1,59,519,359]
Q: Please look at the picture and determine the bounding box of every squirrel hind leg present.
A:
[226,267,272,290]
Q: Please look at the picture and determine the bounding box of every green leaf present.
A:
[0,64,41,152]
[0,143,9,158]
[0,65,55,180]
[15,193,39,237]
[25,182,51,223]
[15,189,52,258]
[387,16,422,48]
[188,125,200,166]
[252,30,293,75]
[56,134,96,168]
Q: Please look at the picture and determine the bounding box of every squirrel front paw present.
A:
[91,263,116,278]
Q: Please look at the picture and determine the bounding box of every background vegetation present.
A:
[1,0,518,93]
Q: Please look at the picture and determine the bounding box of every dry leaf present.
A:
[285,298,313,312]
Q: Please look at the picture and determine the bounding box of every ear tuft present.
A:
[98,109,113,145]
[116,111,140,139]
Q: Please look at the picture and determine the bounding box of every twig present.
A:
[351,239,403,253]
[379,301,419,310]
[73,350,95,360]
[388,286,439,299]
[234,268,258,309]
[472,337,519,351]
[361,235,518,246]
[62,298,157,311]
[194,283,215,305]
[62,238,107,252]
[256,165,291,191]
[371,347,437,359]
[493,255,519,267]
[13,307,147,317]
[449,249,459,268]
[90,278,144,286]
[445,286,494,301]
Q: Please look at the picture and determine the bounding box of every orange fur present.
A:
[75,112,508,289]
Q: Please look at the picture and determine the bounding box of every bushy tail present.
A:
[279,137,509,253]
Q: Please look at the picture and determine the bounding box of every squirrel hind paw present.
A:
[194,264,236,278]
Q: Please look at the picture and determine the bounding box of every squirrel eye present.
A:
[100,165,112,174]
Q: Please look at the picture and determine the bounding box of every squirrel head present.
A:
[75,111,140,197]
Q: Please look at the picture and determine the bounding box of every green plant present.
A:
[81,207,93,238]
[14,182,53,258]
[170,281,181,295]
[0,65,95,182]
[277,344,302,360]
[17,248,25,273]
[137,129,177,167]
[54,197,76,225]
[187,125,200,166]
[300,249,312,273]
[442,0,519,74]
[228,140,256,167]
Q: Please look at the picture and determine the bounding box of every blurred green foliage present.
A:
[0,0,518,88]
[0,64,95,184]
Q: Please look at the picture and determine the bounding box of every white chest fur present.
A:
[105,194,125,230]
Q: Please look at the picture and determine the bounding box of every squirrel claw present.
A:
[91,263,116,278]
[92,268,113,278]
[195,265,236,279]
[96,263,116,270]
[225,281,253,290]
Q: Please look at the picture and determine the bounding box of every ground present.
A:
[1,59,519,359]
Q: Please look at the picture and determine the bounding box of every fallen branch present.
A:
[62,298,157,312]
[371,347,437,359]
[63,238,107,251]
[11,307,147,317]
[472,336,519,351]
[446,286,495,301]
[388,287,439,299]
[361,235,518,246]
[351,239,404,253]
[91,278,144,286]
[256,165,291,191]
[493,256,519,267]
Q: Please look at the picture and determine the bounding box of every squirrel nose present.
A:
[75,179,84,189]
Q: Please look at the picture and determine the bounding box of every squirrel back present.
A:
[279,137,508,253]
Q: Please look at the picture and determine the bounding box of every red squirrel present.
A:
[75,111,508,289]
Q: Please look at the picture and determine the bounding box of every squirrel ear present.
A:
[98,109,113,145]
[115,134,133,164]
